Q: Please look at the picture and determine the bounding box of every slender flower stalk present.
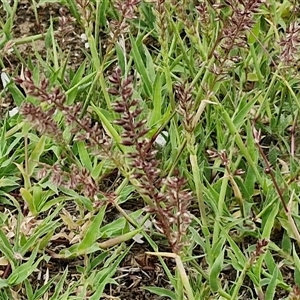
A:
[15,69,112,200]
[109,68,193,254]
[209,0,265,71]
[253,125,300,244]
[279,22,300,67]
[108,0,141,46]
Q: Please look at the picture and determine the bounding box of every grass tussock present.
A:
[1,0,300,299]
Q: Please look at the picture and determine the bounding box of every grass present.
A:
[1,0,300,299]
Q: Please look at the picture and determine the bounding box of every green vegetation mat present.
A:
[1,0,300,299]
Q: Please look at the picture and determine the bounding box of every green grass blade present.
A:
[0,230,16,268]
[76,141,92,171]
[130,34,152,96]
[143,287,176,299]
[265,267,278,300]
[77,205,106,252]
[49,268,69,300]
[7,246,44,285]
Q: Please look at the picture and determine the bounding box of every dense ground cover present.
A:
[1,0,300,299]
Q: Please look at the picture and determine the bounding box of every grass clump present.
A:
[1,0,300,299]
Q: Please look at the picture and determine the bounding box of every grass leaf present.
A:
[77,205,106,252]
